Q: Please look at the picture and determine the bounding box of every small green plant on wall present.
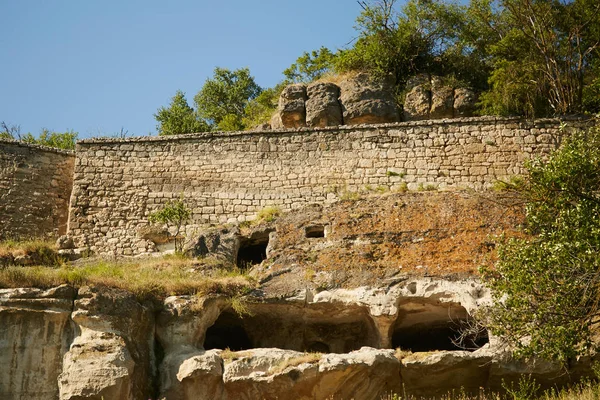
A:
[148,196,191,253]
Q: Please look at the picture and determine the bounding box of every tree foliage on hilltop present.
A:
[194,67,262,131]
[482,124,600,363]
[155,0,600,132]
[155,91,209,136]
[1,121,77,150]
[284,0,600,117]
[155,68,263,133]
[283,47,337,83]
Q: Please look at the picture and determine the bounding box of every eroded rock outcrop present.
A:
[58,286,155,400]
[276,84,308,128]
[338,73,400,125]
[0,277,596,399]
[0,286,75,400]
[305,82,343,127]
[403,74,477,121]
[454,87,477,117]
[156,296,230,400]
[164,347,402,400]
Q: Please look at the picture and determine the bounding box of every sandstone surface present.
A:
[58,286,155,400]
[403,74,477,120]
[305,82,343,127]
[277,84,308,128]
[0,286,74,400]
[338,73,400,125]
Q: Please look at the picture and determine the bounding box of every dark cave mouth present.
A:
[236,230,273,268]
[203,304,488,354]
[202,309,378,354]
[391,303,489,352]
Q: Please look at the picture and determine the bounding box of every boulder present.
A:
[277,84,308,128]
[401,350,492,398]
[305,82,343,127]
[404,74,478,120]
[430,77,455,119]
[454,87,477,117]
[58,286,155,400]
[56,235,75,250]
[166,347,402,400]
[183,225,240,264]
[270,112,284,130]
[403,85,431,121]
[339,73,400,125]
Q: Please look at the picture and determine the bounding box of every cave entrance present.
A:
[305,224,326,238]
[204,311,252,351]
[203,304,379,354]
[391,302,488,352]
[236,229,273,268]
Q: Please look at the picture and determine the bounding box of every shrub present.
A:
[148,197,191,253]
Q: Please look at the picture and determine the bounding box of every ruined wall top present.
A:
[76,116,587,146]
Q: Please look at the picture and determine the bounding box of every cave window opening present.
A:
[305,341,330,353]
[236,234,271,268]
[392,307,489,352]
[204,311,252,351]
[305,224,326,238]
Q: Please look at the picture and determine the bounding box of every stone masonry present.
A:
[68,116,582,256]
[0,140,75,240]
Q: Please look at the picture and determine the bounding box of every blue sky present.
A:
[0,1,363,138]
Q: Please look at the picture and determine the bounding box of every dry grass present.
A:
[269,352,322,375]
[0,239,62,266]
[0,255,256,300]
[315,70,361,85]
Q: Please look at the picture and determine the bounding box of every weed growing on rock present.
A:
[148,197,191,253]
[255,206,281,223]
[269,352,322,375]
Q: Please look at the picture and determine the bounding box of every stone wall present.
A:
[0,140,75,240]
[68,116,580,256]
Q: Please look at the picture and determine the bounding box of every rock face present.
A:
[454,87,478,117]
[277,84,308,128]
[0,279,596,399]
[305,82,343,127]
[338,73,400,125]
[168,347,401,400]
[430,76,455,119]
[0,286,75,400]
[404,74,478,121]
[183,225,240,263]
[58,286,155,400]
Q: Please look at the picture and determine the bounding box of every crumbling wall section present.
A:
[68,117,580,255]
[0,140,75,240]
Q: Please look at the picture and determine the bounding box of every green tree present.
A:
[241,84,284,129]
[21,129,78,150]
[482,124,600,363]
[334,0,432,85]
[477,0,600,116]
[155,90,209,136]
[148,197,191,253]
[1,122,77,150]
[283,47,337,83]
[194,67,262,131]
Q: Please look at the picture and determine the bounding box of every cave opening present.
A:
[204,311,252,351]
[203,305,378,354]
[236,230,272,268]
[305,224,326,238]
[391,303,489,352]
